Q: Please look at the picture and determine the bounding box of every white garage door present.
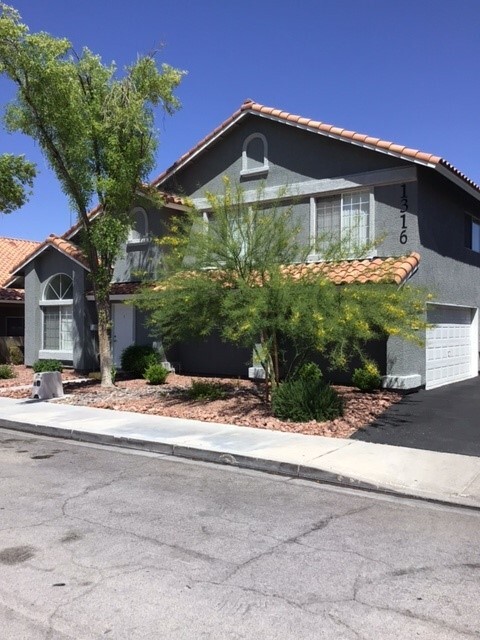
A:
[426,305,475,389]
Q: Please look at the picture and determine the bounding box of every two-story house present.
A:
[10,100,480,390]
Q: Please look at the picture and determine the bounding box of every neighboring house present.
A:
[0,237,40,362]
[10,99,480,390]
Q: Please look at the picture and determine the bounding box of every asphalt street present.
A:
[0,428,479,639]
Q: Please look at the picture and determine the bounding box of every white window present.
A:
[41,274,73,354]
[315,190,372,257]
[128,207,148,243]
[241,133,269,177]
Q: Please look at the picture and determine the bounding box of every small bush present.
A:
[144,363,169,385]
[189,379,226,401]
[32,359,63,373]
[120,344,158,378]
[0,364,15,379]
[352,361,382,392]
[272,362,343,422]
[7,345,23,365]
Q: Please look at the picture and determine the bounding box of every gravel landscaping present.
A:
[0,366,402,439]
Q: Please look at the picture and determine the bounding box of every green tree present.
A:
[135,178,429,402]
[0,3,184,385]
[0,153,36,214]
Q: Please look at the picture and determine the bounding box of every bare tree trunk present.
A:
[96,295,114,387]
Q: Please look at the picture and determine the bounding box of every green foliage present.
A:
[272,363,343,423]
[0,3,185,385]
[352,360,382,391]
[188,379,226,401]
[32,359,63,373]
[111,366,117,384]
[0,363,15,379]
[143,363,169,385]
[135,178,429,401]
[0,153,36,214]
[120,344,158,378]
[7,344,23,365]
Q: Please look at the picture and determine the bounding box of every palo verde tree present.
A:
[135,178,429,402]
[0,152,35,214]
[0,3,184,385]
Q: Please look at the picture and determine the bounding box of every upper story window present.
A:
[128,207,149,243]
[315,190,373,258]
[41,274,73,353]
[241,133,269,177]
[466,214,480,253]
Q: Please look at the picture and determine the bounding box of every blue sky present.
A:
[1,0,479,241]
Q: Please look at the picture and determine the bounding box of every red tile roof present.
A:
[9,234,90,278]
[282,252,420,285]
[99,253,420,298]
[0,237,41,287]
[151,99,480,195]
[0,287,24,302]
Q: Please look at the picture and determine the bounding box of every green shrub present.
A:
[32,359,63,373]
[144,363,169,385]
[120,344,158,378]
[0,364,15,379]
[352,361,382,392]
[272,362,343,422]
[189,379,226,401]
[7,345,23,365]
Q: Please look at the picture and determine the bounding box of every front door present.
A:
[112,303,134,367]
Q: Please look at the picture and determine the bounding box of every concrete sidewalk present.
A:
[0,395,479,508]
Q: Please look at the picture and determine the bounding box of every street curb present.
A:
[2,418,479,511]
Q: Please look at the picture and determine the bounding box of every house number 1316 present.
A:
[400,184,408,244]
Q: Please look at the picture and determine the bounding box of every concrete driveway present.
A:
[352,376,480,457]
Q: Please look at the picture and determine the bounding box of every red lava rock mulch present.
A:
[0,369,401,439]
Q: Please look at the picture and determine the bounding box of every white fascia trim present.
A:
[435,164,480,203]
[251,111,439,168]
[154,108,480,205]
[155,112,250,186]
[192,166,417,211]
[10,244,90,276]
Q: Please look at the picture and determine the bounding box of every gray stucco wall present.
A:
[164,115,412,198]
[112,202,171,283]
[24,248,96,370]
[378,169,480,383]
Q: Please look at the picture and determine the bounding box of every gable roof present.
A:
[9,234,90,279]
[62,190,186,241]
[152,99,480,200]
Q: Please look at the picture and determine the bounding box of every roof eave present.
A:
[10,242,91,277]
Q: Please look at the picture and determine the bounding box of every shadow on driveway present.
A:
[352,376,480,456]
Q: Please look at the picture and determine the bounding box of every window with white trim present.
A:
[315,190,372,257]
[128,207,148,243]
[241,133,269,176]
[41,274,73,352]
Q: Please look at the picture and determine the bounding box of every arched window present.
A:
[128,207,148,243]
[41,274,73,354]
[241,133,269,176]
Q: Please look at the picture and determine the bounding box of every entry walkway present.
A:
[0,395,480,508]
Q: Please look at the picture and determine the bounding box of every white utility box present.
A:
[32,371,64,400]
[248,366,266,380]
